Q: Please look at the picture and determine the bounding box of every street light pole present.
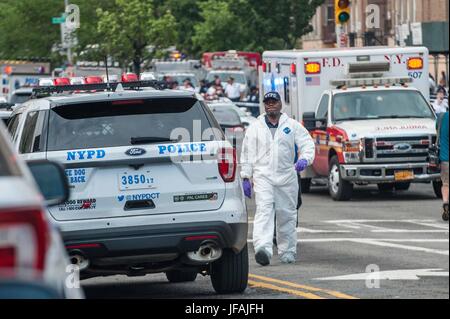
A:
[64,0,73,65]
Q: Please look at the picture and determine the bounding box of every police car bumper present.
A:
[340,162,441,183]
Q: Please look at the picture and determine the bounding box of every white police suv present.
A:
[7,81,248,294]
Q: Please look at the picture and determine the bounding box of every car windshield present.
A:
[47,98,215,151]
[210,108,241,126]
[206,73,246,84]
[332,90,435,122]
[159,75,198,87]
[10,93,32,105]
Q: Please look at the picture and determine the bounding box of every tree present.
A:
[0,0,63,60]
[192,0,249,53]
[192,0,324,54]
[96,0,178,75]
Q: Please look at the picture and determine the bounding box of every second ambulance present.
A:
[260,46,440,201]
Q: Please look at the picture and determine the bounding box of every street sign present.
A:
[60,22,78,49]
[52,16,66,24]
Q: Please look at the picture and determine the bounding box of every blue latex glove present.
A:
[243,179,252,199]
[295,159,308,172]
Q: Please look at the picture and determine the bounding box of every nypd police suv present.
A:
[7,81,249,294]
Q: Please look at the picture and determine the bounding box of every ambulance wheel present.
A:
[165,269,198,283]
[210,245,248,294]
[328,156,353,201]
[300,178,311,193]
[433,180,443,199]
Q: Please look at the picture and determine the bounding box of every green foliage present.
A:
[0,0,324,66]
[96,0,177,73]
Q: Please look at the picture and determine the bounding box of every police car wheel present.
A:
[328,156,353,201]
[210,244,248,294]
[165,269,198,283]
[433,180,443,199]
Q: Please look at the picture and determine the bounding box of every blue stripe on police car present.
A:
[67,150,106,161]
[158,143,207,155]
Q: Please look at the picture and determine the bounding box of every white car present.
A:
[8,83,249,294]
[0,122,83,299]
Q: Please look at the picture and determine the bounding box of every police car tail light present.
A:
[218,148,236,183]
[407,57,423,70]
[0,208,49,271]
[305,62,321,75]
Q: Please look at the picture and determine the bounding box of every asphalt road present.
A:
[82,183,449,299]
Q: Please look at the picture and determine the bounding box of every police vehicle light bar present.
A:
[31,80,168,96]
[331,77,412,88]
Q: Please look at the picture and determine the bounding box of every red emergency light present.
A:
[290,63,297,75]
[53,77,71,86]
[85,76,103,84]
[121,73,139,82]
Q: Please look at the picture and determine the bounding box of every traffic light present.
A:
[335,0,350,24]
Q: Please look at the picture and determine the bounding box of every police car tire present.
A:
[210,244,248,294]
[433,180,443,199]
[328,156,353,201]
[165,269,198,283]
[300,178,312,193]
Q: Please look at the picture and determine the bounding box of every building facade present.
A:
[302,0,449,85]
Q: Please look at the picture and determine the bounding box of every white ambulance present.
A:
[260,46,441,201]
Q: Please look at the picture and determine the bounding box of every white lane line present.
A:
[296,227,352,234]
[315,269,449,281]
[246,238,449,256]
[371,229,448,233]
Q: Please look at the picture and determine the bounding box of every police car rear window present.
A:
[47,98,215,151]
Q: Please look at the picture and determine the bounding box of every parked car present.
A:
[8,82,249,294]
[207,99,257,129]
[0,122,84,299]
[0,102,13,125]
[207,101,247,155]
[9,87,33,107]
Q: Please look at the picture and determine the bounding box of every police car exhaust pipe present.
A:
[69,253,89,271]
[187,242,222,263]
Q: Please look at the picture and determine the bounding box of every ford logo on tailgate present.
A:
[125,148,147,156]
[394,143,412,152]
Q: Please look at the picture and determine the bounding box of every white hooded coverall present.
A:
[240,113,315,258]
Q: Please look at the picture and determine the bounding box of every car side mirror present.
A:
[303,112,327,131]
[27,160,70,207]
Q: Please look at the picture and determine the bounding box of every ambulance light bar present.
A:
[331,77,412,88]
[348,62,390,75]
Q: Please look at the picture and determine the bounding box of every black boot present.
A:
[443,203,449,222]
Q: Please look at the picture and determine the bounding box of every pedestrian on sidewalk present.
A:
[240,91,315,266]
[437,111,449,221]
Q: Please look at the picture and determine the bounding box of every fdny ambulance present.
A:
[260,46,440,201]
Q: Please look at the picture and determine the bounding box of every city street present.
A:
[82,183,449,299]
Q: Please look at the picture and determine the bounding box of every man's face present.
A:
[437,92,444,101]
[265,99,282,116]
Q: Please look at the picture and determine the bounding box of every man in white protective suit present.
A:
[240,91,315,266]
